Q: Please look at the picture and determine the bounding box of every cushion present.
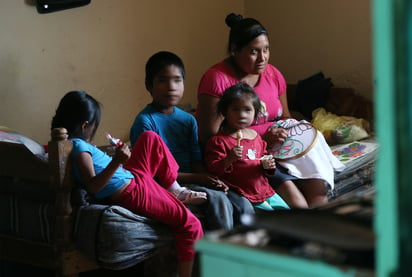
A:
[0,128,46,157]
[74,204,174,270]
[311,108,370,145]
[295,72,333,120]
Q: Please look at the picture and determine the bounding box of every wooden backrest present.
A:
[48,127,75,245]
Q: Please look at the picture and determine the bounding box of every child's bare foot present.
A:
[173,187,207,205]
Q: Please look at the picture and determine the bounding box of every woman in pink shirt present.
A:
[197,13,330,208]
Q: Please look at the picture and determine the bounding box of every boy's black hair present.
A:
[51,90,101,140]
[225,13,268,53]
[218,82,262,121]
[145,51,186,89]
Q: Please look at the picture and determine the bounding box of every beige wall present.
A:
[0,0,243,145]
[246,0,372,97]
[0,0,372,146]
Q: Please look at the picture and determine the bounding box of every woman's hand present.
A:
[263,126,288,148]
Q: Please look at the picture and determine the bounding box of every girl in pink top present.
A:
[205,83,289,211]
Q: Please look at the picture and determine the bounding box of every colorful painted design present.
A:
[332,141,377,165]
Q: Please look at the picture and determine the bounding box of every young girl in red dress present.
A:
[204,82,290,211]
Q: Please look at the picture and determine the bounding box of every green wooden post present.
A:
[372,0,412,276]
[393,0,412,276]
[373,0,398,276]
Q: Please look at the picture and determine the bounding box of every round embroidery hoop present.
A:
[270,122,318,161]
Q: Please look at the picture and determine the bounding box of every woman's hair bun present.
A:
[225,13,243,28]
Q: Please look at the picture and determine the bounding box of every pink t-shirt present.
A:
[197,61,287,136]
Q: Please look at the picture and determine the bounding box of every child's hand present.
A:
[229,145,243,160]
[261,155,276,170]
[112,144,131,164]
[204,175,229,192]
[224,146,243,170]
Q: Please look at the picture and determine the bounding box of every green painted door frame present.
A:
[373,0,412,276]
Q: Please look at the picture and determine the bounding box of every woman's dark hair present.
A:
[145,51,186,89]
[225,13,268,53]
[218,82,262,123]
[51,90,101,140]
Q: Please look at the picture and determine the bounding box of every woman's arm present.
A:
[260,91,290,148]
[197,94,223,147]
[279,92,291,119]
